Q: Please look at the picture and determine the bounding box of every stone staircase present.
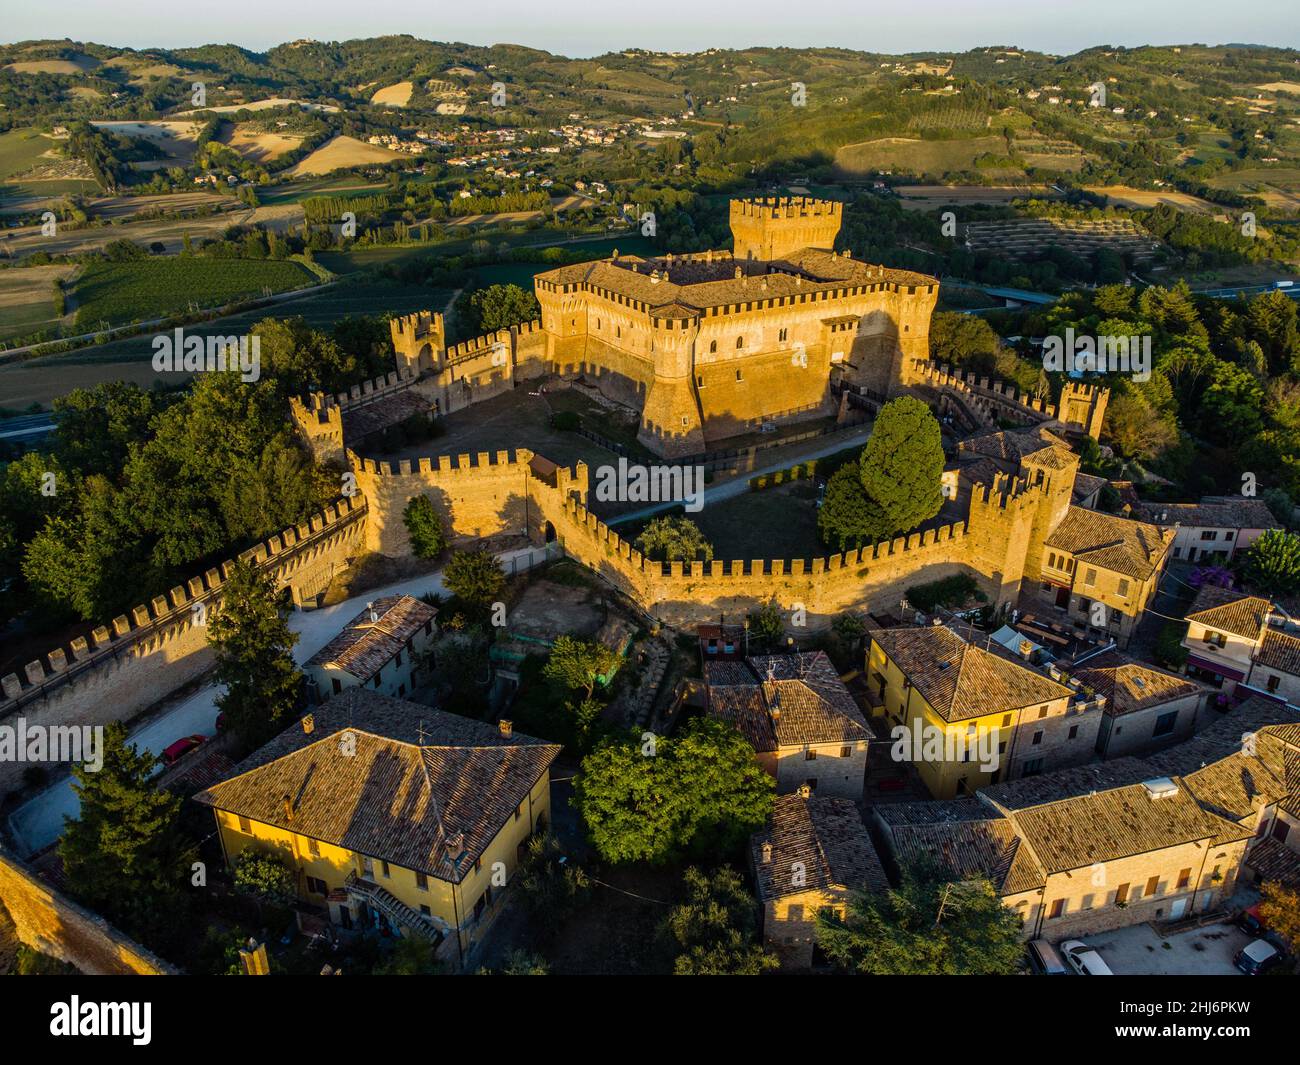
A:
[345,872,446,942]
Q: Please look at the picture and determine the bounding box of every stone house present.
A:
[875,759,1253,941]
[1031,506,1174,648]
[1132,496,1280,564]
[706,651,871,799]
[1066,649,1205,758]
[304,594,438,703]
[750,787,889,969]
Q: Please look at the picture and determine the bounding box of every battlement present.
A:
[345,447,533,477]
[390,310,443,341]
[731,196,843,221]
[444,329,513,365]
[914,360,1058,421]
[0,495,367,710]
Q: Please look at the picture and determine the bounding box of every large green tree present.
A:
[403,494,447,559]
[442,548,505,612]
[634,516,714,563]
[207,558,302,752]
[458,284,541,335]
[1241,528,1300,596]
[817,464,878,550]
[857,396,944,542]
[815,861,1024,975]
[60,722,189,945]
[666,866,778,976]
[573,718,773,865]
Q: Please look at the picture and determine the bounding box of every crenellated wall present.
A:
[0,497,367,796]
[348,448,536,556]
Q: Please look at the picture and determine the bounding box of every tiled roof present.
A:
[751,793,889,901]
[873,796,990,827]
[1066,650,1202,717]
[981,757,1156,810]
[887,814,1045,895]
[305,595,437,682]
[536,248,934,317]
[705,652,870,750]
[1072,472,1108,503]
[1184,585,1271,641]
[959,426,1077,473]
[1255,629,1300,677]
[1246,837,1300,888]
[1001,781,1252,872]
[1044,506,1173,581]
[193,689,560,883]
[1134,496,1281,532]
[869,625,1073,722]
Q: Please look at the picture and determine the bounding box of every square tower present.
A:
[730,196,843,262]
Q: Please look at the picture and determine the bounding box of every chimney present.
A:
[498,719,513,738]
[302,713,315,735]
[281,793,294,821]
[761,841,773,862]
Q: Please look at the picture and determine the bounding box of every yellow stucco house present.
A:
[303,594,438,703]
[868,623,1100,799]
[193,689,560,970]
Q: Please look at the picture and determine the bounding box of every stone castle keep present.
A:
[382,195,940,457]
[0,196,1116,799]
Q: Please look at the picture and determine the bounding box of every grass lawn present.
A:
[0,128,57,179]
[72,257,317,327]
[619,479,825,562]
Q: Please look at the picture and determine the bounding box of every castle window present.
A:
[709,340,717,353]
[735,369,743,381]
[697,375,705,388]
[779,328,788,342]
[736,336,744,349]
[616,326,621,338]
[596,318,602,330]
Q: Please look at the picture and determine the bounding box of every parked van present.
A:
[1060,939,1114,976]
[1027,939,1070,975]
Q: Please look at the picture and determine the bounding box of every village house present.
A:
[1146,698,1300,889]
[705,651,871,799]
[749,786,889,969]
[867,624,1101,798]
[875,758,1253,941]
[1035,507,1174,648]
[1180,585,1274,696]
[1065,649,1205,758]
[1132,496,1280,564]
[193,690,560,970]
[303,595,437,703]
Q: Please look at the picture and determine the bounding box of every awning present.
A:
[1185,654,1245,682]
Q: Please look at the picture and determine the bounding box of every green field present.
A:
[72,258,317,327]
[834,135,1013,177]
[315,231,654,276]
[0,129,54,179]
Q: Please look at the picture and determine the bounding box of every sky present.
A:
[5,0,1299,56]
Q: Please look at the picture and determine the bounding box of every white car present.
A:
[1060,939,1114,976]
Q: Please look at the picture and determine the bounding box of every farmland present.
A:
[286,135,405,177]
[0,264,77,344]
[71,258,318,328]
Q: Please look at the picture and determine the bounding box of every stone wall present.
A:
[0,848,178,974]
[0,498,366,796]
[348,448,535,556]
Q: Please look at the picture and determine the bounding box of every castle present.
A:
[385,196,941,457]
[1,197,1146,800]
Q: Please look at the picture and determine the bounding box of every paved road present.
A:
[5,543,546,856]
[605,425,872,527]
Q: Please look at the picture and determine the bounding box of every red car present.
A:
[163,734,206,765]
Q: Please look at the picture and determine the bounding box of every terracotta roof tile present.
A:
[1066,650,1202,716]
[193,690,560,883]
[1044,506,1173,581]
[1184,585,1271,641]
[869,625,1073,722]
[305,595,437,682]
[751,793,889,900]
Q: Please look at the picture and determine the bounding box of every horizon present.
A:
[5,0,1300,57]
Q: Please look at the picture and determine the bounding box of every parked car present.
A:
[1060,940,1114,976]
[1237,903,1267,937]
[1027,938,1070,975]
[1234,938,1283,976]
[163,734,206,765]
